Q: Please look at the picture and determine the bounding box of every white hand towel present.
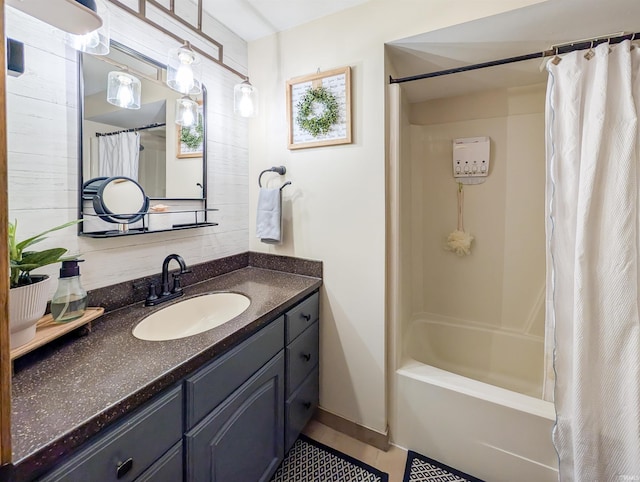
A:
[256,188,282,244]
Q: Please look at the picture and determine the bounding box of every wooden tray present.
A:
[10,307,105,361]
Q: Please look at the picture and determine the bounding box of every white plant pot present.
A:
[9,276,51,349]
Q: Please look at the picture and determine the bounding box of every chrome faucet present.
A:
[145,254,191,306]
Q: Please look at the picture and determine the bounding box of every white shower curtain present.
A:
[546,40,640,481]
[98,131,140,179]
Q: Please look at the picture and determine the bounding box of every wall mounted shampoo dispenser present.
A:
[452,136,490,184]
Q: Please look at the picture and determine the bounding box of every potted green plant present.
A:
[9,219,81,349]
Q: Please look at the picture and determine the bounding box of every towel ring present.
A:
[259,165,291,191]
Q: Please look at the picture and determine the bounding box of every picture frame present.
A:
[176,102,204,158]
[286,66,352,150]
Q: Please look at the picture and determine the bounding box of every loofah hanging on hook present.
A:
[445,182,474,256]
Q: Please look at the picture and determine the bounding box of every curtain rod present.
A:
[389,32,640,84]
[96,122,166,137]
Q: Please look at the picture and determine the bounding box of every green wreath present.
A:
[180,120,204,150]
[296,86,339,137]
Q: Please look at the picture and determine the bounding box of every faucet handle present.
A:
[172,275,183,294]
[145,283,159,305]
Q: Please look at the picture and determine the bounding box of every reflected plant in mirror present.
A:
[79,41,213,237]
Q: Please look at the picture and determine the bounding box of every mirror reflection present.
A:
[81,41,205,200]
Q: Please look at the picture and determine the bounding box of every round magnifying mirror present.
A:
[92,176,149,224]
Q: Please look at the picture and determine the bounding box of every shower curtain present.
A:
[98,131,140,180]
[546,40,640,480]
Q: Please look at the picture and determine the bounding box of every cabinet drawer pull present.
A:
[116,458,134,479]
[301,313,311,321]
[301,352,312,362]
[303,401,312,410]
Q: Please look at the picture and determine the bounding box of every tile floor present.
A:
[302,420,408,482]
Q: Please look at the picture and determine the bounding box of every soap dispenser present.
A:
[51,259,88,322]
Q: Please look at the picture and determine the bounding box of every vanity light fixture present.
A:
[175,96,198,127]
[167,42,202,95]
[234,79,258,118]
[63,0,110,55]
[106,71,141,110]
[6,0,102,35]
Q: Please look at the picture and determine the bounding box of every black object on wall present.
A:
[7,38,24,77]
[389,31,640,84]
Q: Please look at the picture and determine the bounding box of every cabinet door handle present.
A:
[116,458,134,479]
[303,401,312,410]
[301,313,311,321]
[301,352,312,362]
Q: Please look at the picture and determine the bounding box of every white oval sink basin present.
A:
[133,292,250,341]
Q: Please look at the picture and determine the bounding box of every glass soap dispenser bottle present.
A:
[51,259,87,322]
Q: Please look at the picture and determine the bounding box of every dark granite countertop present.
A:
[11,266,321,480]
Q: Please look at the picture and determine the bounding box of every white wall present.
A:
[6,3,250,293]
[248,0,546,435]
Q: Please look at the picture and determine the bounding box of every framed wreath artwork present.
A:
[286,66,351,149]
[177,101,204,158]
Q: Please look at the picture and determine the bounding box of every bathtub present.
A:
[392,319,558,482]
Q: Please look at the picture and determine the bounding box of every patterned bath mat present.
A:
[403,450,484,482]
[271,434,389,482]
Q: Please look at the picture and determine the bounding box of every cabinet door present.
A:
[185,351,284,482]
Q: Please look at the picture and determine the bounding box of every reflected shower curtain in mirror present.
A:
[545,40,640,480]
[98,131,140,180]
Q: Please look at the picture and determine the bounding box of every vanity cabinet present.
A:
[36,290,320,482]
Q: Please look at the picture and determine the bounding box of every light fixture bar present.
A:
[106,0,247,81]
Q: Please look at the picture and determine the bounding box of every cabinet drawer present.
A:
[40,386,182,482]
[285,292,319,344]
[286,321,318,396]
[135,441,182,482]
[185,316,284,429]
[285,371,319,452]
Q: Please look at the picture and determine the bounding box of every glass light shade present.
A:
[234,80,258,118]
[175,97,198,127]
[64,0,110,55]
[106,71,141,110]
[167,45,202,95]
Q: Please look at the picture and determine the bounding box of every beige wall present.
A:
[407,84,546,337]
[248,0,546,434]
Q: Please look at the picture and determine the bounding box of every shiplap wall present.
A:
[6,4,249,293]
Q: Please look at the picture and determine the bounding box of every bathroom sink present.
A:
[132,292,251,341]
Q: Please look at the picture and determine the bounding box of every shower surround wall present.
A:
[6,5,249,294]
[390,83,556,481]
[407,84,547,395]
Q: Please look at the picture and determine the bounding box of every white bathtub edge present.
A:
[398,358,556,421]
